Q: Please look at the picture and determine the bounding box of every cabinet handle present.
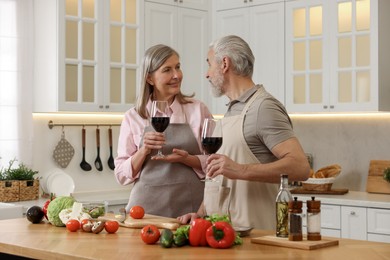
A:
[330,105,334,109]
[323,105,328,109]
[350,211,356,215]
[244,0,248,3]
[99,105,103,109]
[105,105,110,109]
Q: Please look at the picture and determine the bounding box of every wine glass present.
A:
[201,118,223,182]
[150,100,170,157]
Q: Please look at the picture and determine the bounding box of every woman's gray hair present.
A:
[135,44,193,119]
[209,35,254,78]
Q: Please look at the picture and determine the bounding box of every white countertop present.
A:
[9,188,131,210]
[6,190,390,211]
[294,191,390,209]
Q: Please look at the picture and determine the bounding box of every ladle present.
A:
[80,128,92,171]
[94,128,103,171]
[107,128,115,170]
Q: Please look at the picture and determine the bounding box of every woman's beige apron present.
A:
[204,89,278,229]
[127,123,204,218]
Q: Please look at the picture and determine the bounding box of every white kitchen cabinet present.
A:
[302,202,342,238]
[341,206,367,240]
[285,0,390,112]
[214,0,284,11]
[213,1,285,114]
[34,0,141,112]
[144,1,211,110]
[146,0,209,10]
[367,208,390,243]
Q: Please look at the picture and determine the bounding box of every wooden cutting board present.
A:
[251,235,339,250]
[366,160,390,194]
[291,188,349,195]
[98,213,181,230]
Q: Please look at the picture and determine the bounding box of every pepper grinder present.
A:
[288,197,303,241]
[307,196,321,241]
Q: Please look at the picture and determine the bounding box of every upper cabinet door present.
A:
[145,0,209,10]
[144,1,211,111]
[214,2,285,115]
[34,0,141,113]
[215,0,284,11]
[285,0,384,113]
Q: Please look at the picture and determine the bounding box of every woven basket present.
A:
[19,179,39,201]
[302,177,335,191]
[0,180,20,202]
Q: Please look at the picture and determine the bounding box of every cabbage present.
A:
[47,196,75,227]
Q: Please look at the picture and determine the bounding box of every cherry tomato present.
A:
[105,221,119,234]
[141,225,160,244]
[129,205,145,219]
[66,219,80,232]
[80,219,90,228]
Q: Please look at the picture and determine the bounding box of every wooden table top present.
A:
[0,218,389,260]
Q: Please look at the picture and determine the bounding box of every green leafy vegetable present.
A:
[47,196,75,227]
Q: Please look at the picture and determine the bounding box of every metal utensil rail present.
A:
[48,120,121,129]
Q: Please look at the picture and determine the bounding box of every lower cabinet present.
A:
[367,208,390,243]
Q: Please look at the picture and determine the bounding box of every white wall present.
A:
[291,113,390,191]
[32,113,130,194]
[31,113,390,195]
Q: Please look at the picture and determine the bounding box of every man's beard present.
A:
[209,70,224,97]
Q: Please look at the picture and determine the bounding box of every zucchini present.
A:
[160,229,174,248]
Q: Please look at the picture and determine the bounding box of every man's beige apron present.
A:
[127,123,204,218]
[204,89,278,230]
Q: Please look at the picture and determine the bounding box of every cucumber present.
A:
[160,229,174,248]
[173,233,188,247]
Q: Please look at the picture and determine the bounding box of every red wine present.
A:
[202,137,223,154]
[151,117,170,132]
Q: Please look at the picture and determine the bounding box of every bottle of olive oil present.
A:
[276,174,292,237]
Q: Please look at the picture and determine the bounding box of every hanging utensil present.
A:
[80,128,92,171]
[53,126,75,168]
[94,127,103,171]
[107,128,115,170]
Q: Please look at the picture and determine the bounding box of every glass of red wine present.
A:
[151,100,170,157]
[201,118,223,182]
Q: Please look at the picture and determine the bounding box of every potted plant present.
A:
[0,158,39,202]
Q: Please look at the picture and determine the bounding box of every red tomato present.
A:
[80,219,90,228]
[105,221,119,234]
[140,225,160,244]
[66,219,80,232]
[129,206,145,219]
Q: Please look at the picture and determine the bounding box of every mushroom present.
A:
[92,221,105,234]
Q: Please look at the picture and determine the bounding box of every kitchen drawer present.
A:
[341,206,367,240]
[302,203,341,229]
[367,208,390,235]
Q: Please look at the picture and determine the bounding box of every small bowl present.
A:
[234,226,253,237]
[81,201,108,218]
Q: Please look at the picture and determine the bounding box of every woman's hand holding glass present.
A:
[150,100,171,157]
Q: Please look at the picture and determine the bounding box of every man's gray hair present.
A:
[209,35,255,77]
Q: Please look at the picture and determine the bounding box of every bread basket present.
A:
[302,177,336,191]
[302,164,341,191]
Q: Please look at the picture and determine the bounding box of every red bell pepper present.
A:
[206,221,236,249]
[42,193,56,220]
[189,218,212,247]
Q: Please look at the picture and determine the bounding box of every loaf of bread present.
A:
[313,164,341,178]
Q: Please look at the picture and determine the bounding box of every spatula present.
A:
[107,128,115,170]
[80,128,92,171]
